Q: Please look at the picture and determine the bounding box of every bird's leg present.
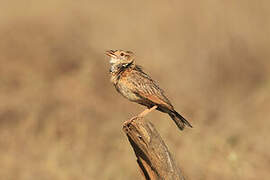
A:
[123,105,158,127]
[138,105,158,118]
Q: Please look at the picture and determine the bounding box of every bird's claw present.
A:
[123,116,141,127]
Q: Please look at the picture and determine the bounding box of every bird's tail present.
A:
[169,110,192,131]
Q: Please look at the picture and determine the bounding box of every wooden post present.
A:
[123,117,186,180]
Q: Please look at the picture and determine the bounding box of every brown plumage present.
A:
[105,50,192,130]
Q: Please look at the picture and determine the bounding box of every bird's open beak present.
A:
[105,50,116,58]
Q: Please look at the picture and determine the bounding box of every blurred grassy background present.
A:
[0,0,270,179]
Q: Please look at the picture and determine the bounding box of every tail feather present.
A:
[169,110,192,131]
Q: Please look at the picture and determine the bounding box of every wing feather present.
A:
[127,66,173,110]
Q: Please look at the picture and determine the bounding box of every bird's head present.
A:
[105,50,135,73]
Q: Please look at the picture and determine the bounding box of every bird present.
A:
[105,49,192,130]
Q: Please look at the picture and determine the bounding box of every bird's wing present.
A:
[128,68,174,110]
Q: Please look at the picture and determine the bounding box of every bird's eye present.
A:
[120,53,124,56]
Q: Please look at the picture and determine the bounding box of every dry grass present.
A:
[0,1,270,179]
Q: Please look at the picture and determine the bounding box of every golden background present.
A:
[1,1,269,179]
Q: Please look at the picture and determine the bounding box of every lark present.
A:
[105,50,192,130]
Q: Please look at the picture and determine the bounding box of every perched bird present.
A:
[105,50,192,130]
